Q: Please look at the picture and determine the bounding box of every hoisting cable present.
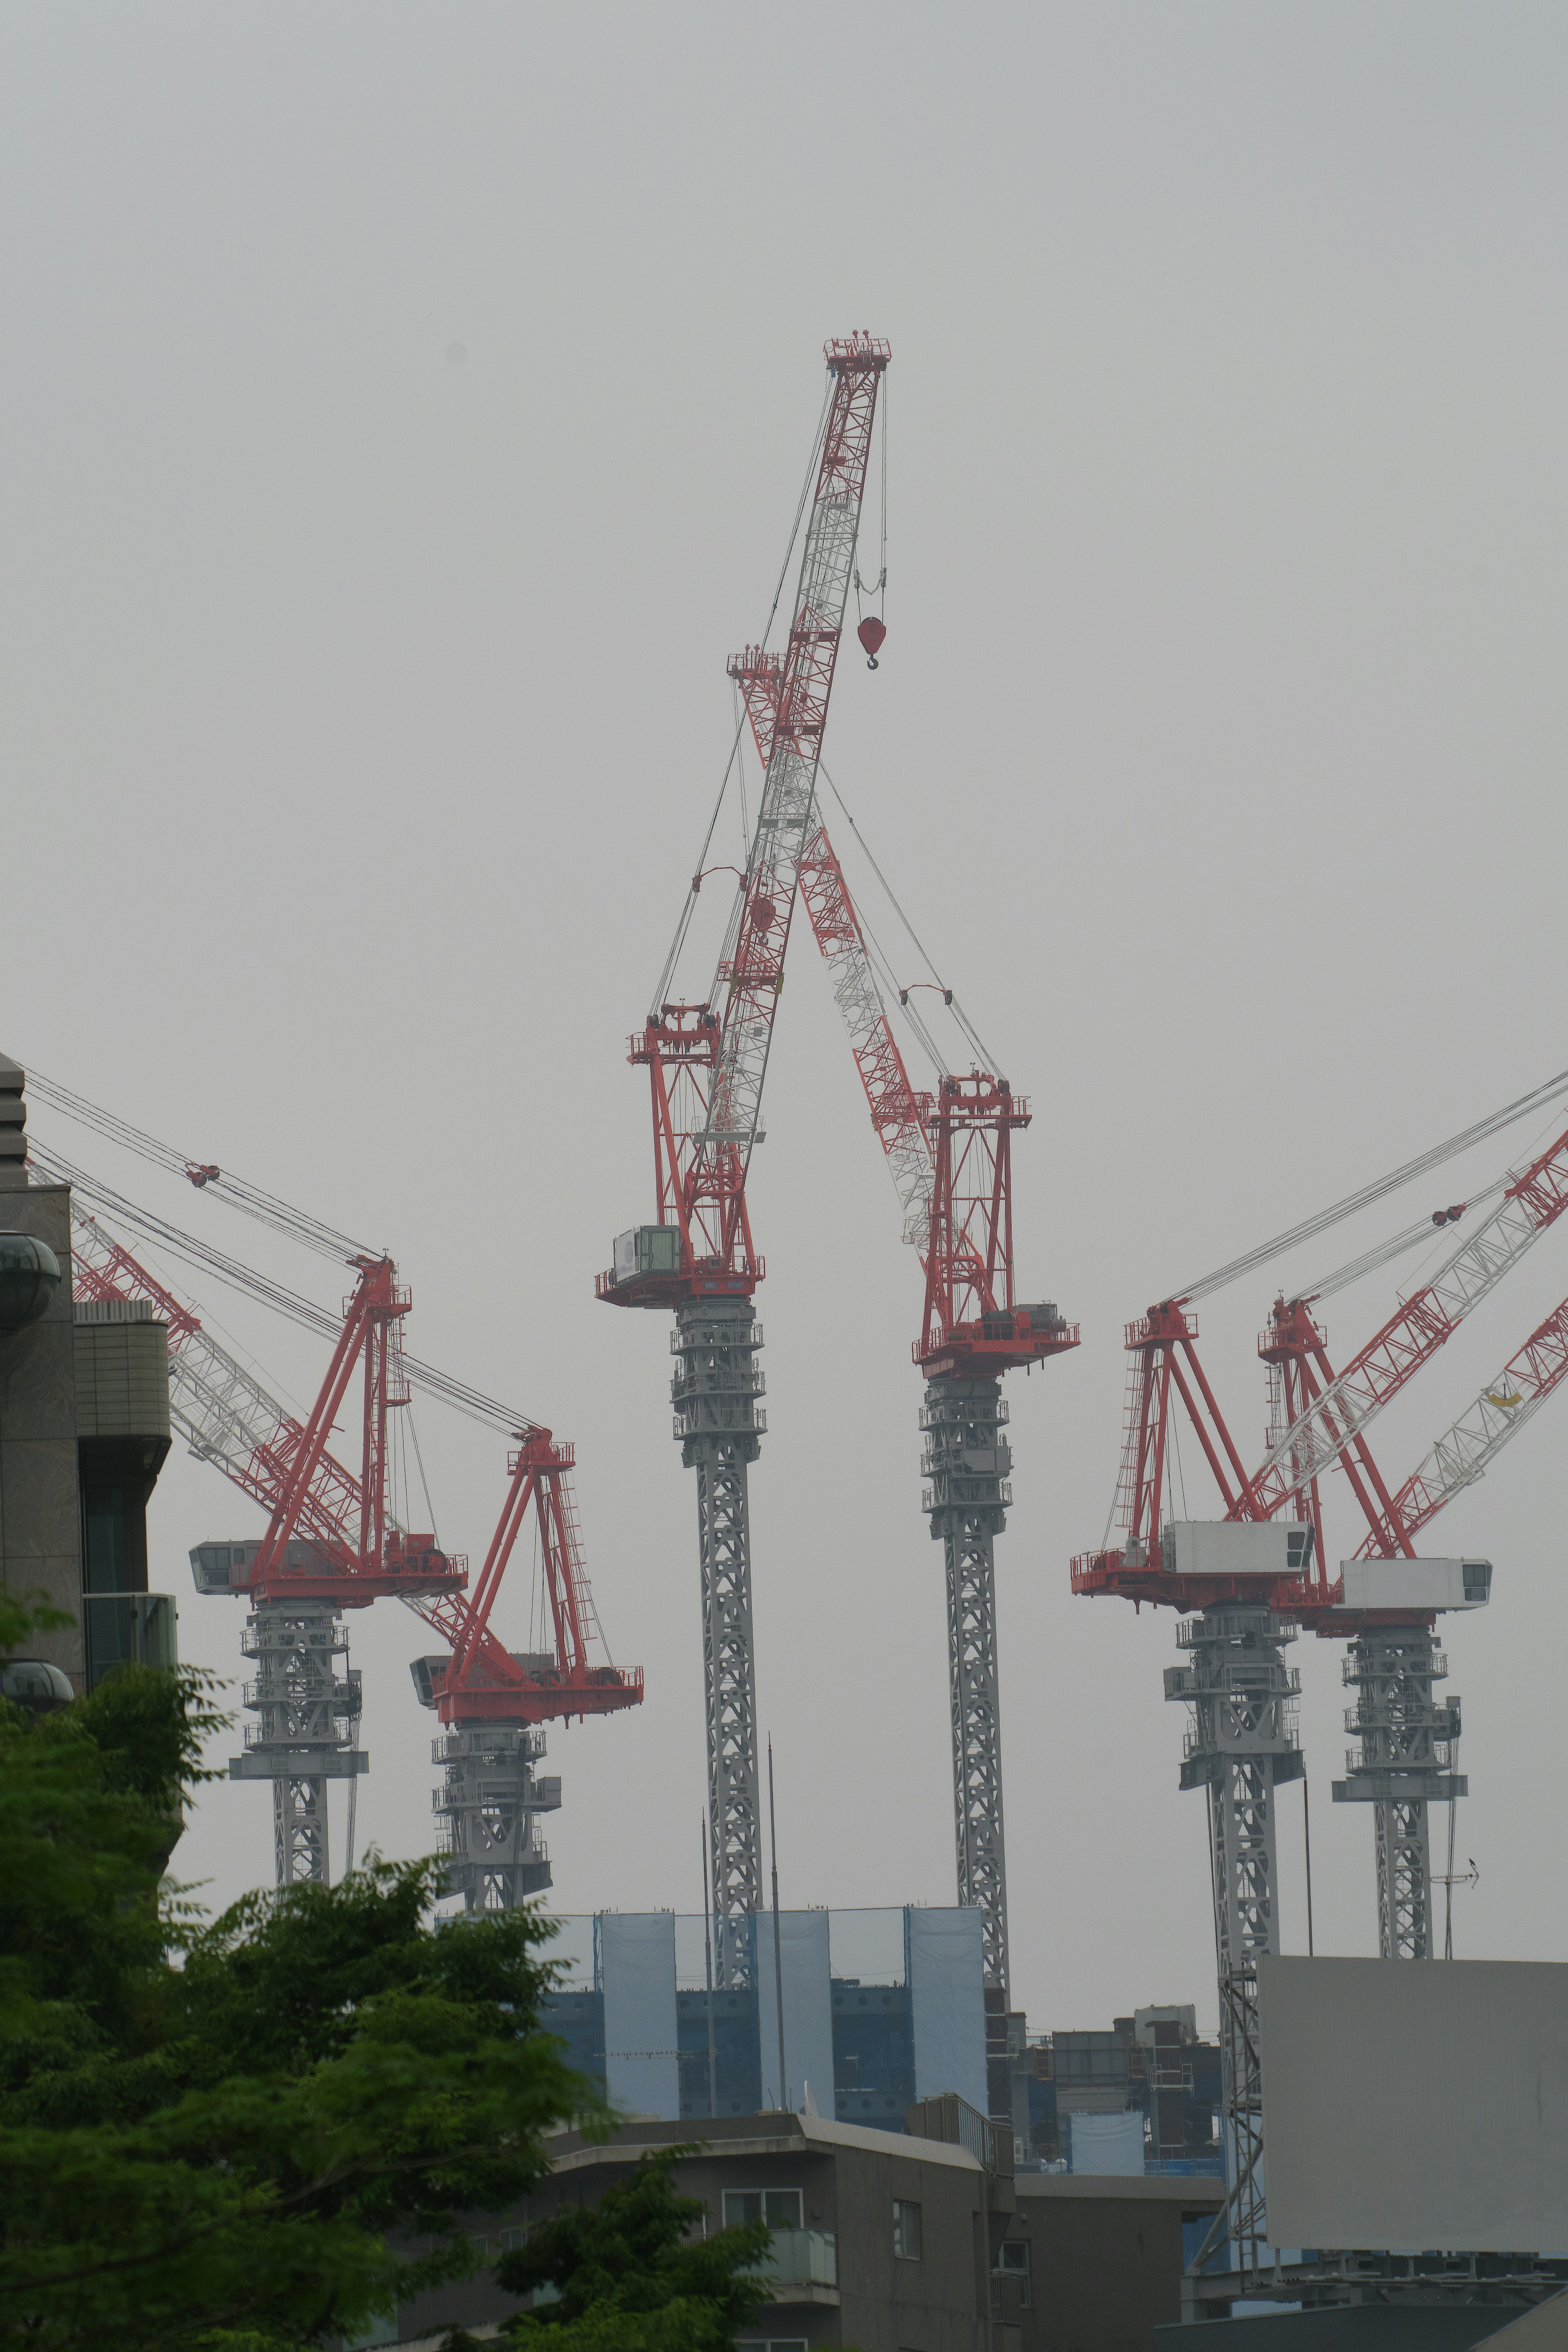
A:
[29,1142,539,1438]
[649,374,833,1016]
[1170,1062,1568,1307]
[817,760,1002,1074]
[852,381,890,619]
[25,1069,375,1263]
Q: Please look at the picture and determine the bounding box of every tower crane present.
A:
[1075,1104,1568,1960]
[60,1178,640,1897]
[728,648,1079,1999]
[598,333,889,1982]
[1070,1094,1568,2268]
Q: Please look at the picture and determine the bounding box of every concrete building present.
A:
[367,2101,1225,2352]
[0,1053,176,1693]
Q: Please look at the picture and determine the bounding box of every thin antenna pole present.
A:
[768,1735,787,2111]
[1303,1777,1315,1958]
[1444,1740,1459,1960]
[702,1810,718,2116]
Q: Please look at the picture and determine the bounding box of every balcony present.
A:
[757,2230,837,2296]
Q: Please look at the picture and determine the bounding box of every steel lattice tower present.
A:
[922,1373,1012,1990]
[673,1296,766,1982]
[1332,1623,1463,1958]
[431,1722,557,1911]
[230,1598,365,1884]
[1166,1601,1303,1973]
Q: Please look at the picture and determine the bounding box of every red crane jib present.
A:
[728,650,1080,1385]
[601,337,889,1312]
[917,1075,1080,1378]
[234,1256,471,1606]
[412,1428,644,1726]
[1072,1111,1568,1622]
[73,1223,642,1717]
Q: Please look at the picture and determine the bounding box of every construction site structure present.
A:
[599,333,889,1985]
[69,1199,640,1900]
[1072,1102,1568,2278]
[727,656,1079,2002]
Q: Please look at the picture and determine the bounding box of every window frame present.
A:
[996,2237,1031,2305]
[892,2197,923,2261]
[722,2187,804,2234]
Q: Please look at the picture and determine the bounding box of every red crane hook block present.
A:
[858,616,886,668]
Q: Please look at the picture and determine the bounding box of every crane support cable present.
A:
[817,762,1002,1076]
[25,1068,375,1263]
[1294,1174,1510,1307]
[650,375,834,1016]
[28,1143,537,1438]
[1171,1063,1568,1307]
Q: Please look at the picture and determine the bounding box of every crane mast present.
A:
[601,335,889,1982]
[733,645,1080,1997]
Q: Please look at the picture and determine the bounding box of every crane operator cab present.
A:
[1339,1556,1493,1612]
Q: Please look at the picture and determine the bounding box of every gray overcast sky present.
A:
[5,3,1567,2033]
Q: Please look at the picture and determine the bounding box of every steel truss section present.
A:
[701,340,889,1206]
[1332,1624,1463,1959]
[230,1599,365,1886]
[1166,1604,1303,1973]
[1251,1116,1568,1515]
[1353,1292,1568,1557]
[432,1722,558,1911]
[922,1374,1012,1992]
[673,1298,766,1982]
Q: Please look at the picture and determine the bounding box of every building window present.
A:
[723,2189,803,2232]
[997,2238,1031,2307]
[893,2199,923,2260]
[498,2227,526,2253]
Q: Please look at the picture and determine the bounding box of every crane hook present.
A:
[858,616,886,670]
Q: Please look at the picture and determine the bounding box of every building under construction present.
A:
[9,322,1568,2332]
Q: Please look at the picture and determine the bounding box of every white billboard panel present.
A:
[1258,1956,1568,2253]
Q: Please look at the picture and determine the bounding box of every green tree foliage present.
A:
[0,1598,601,2352]
[463,2146,773,2352]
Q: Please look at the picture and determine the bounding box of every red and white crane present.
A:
[1073,1103,1568,1971]
[63,1180,640,1897]
[598,334,889,1983]
[1067,1095,1568,2280]
[728,649,1079,2002]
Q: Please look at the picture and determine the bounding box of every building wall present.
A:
[1013,2179,1219,2352]
[377,2117,1219,2352]
[830,2133,993,2352]
[0,1182,85,1687]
